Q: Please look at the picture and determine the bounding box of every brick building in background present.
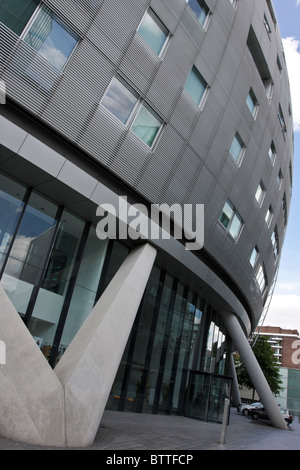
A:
[256,326,300,415]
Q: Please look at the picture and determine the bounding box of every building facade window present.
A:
[0,2,78,72]
[277,169,283,189]
[265,205,273,227]
[219,200,244,241]
[101,76,163,148]
[229,132,245,164]
[263,14,272,37]
[255,181,265,206]
[137,8,170,56]
[187,0,210,28]
[268,140,276,165]
[278,104,287,133]
[282,193,288,226]
[249,246,259,268]
[184,65,208,107]
[246,87,259,118]
[271,227,279,260]
[255,264,267,293]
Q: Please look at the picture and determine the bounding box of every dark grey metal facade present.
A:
[0,0,294,337]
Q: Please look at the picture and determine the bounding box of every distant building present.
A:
[256,326,300,415]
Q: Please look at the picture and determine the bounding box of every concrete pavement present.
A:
[0,407,300,450]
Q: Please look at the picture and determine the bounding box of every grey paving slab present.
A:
[0,408,299,450]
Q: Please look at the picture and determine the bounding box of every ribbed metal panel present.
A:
[0,0,294,325]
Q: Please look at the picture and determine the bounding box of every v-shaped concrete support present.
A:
[0,243,157,447]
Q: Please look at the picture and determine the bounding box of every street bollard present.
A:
[220,398,230,445]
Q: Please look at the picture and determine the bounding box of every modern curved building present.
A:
[0,0,294,447]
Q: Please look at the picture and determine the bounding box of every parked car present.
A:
[248,406,294,425]
[237,402,263,416]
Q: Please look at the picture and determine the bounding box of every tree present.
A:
[234,335,283,399]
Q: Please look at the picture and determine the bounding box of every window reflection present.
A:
[138,9,169,56]
[1,192,58,315]
[101,76,139,124]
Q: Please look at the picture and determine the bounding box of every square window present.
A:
[101,76,139,124]
[187,0,210,27]
[23,6,78,71]
[255,181,265,206]
[138,9,169,56]
[229,132,245,164]
[131,103,163,147]
[246,88,259,117]
[184,66,208,106]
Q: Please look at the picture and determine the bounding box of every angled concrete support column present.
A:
[228,353,241,408]
[54,243,157,447]
[220,311,287,430]
[0,286,65,446]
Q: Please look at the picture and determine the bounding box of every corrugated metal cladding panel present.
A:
[146,24,198,120]
[0,25,62,115]
[93,0,149,53]
[42,40,113,142]
[79,106,128,167]
[44,0,95,34]
[110,132,151,184]
[119,33,161,95]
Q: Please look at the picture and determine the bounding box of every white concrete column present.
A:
[220,311,287,430]
[54,243,157,447]
[0,286,65,446]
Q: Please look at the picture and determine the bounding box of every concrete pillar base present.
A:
[0,243,157,447]
[220,311,287,430]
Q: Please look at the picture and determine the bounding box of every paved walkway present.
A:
[0,408,300,450]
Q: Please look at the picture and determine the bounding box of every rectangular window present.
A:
[265,205,273,227]
[187,0,210,28]
[23,5,78,71]
[137,8,169,56]
[278,104,287,133]
[184,65,208,107]
[246,87,259,117]
[268,141,276,165]
[282,193,287,226]
[263,14,271,37]
[277,169,283,189]
[255,181,265,206]
[0,2,78,72]
[250,246,259,268]
[101,76,139,124]
[101,76,163,148]
[229,132,245,164]
[256,264,267,293]
[271,227,279,260]
[131,103,163,147]
[219,200,243,241]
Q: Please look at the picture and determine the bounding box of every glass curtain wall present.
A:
[106,262,231,417]
[0,173,109,365]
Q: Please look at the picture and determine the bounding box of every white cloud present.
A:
[264,294,300,332]
[282,37,300,132]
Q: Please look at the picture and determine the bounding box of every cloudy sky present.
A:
[263,0,300,332]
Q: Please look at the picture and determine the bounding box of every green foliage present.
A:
[234,335,283,396]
